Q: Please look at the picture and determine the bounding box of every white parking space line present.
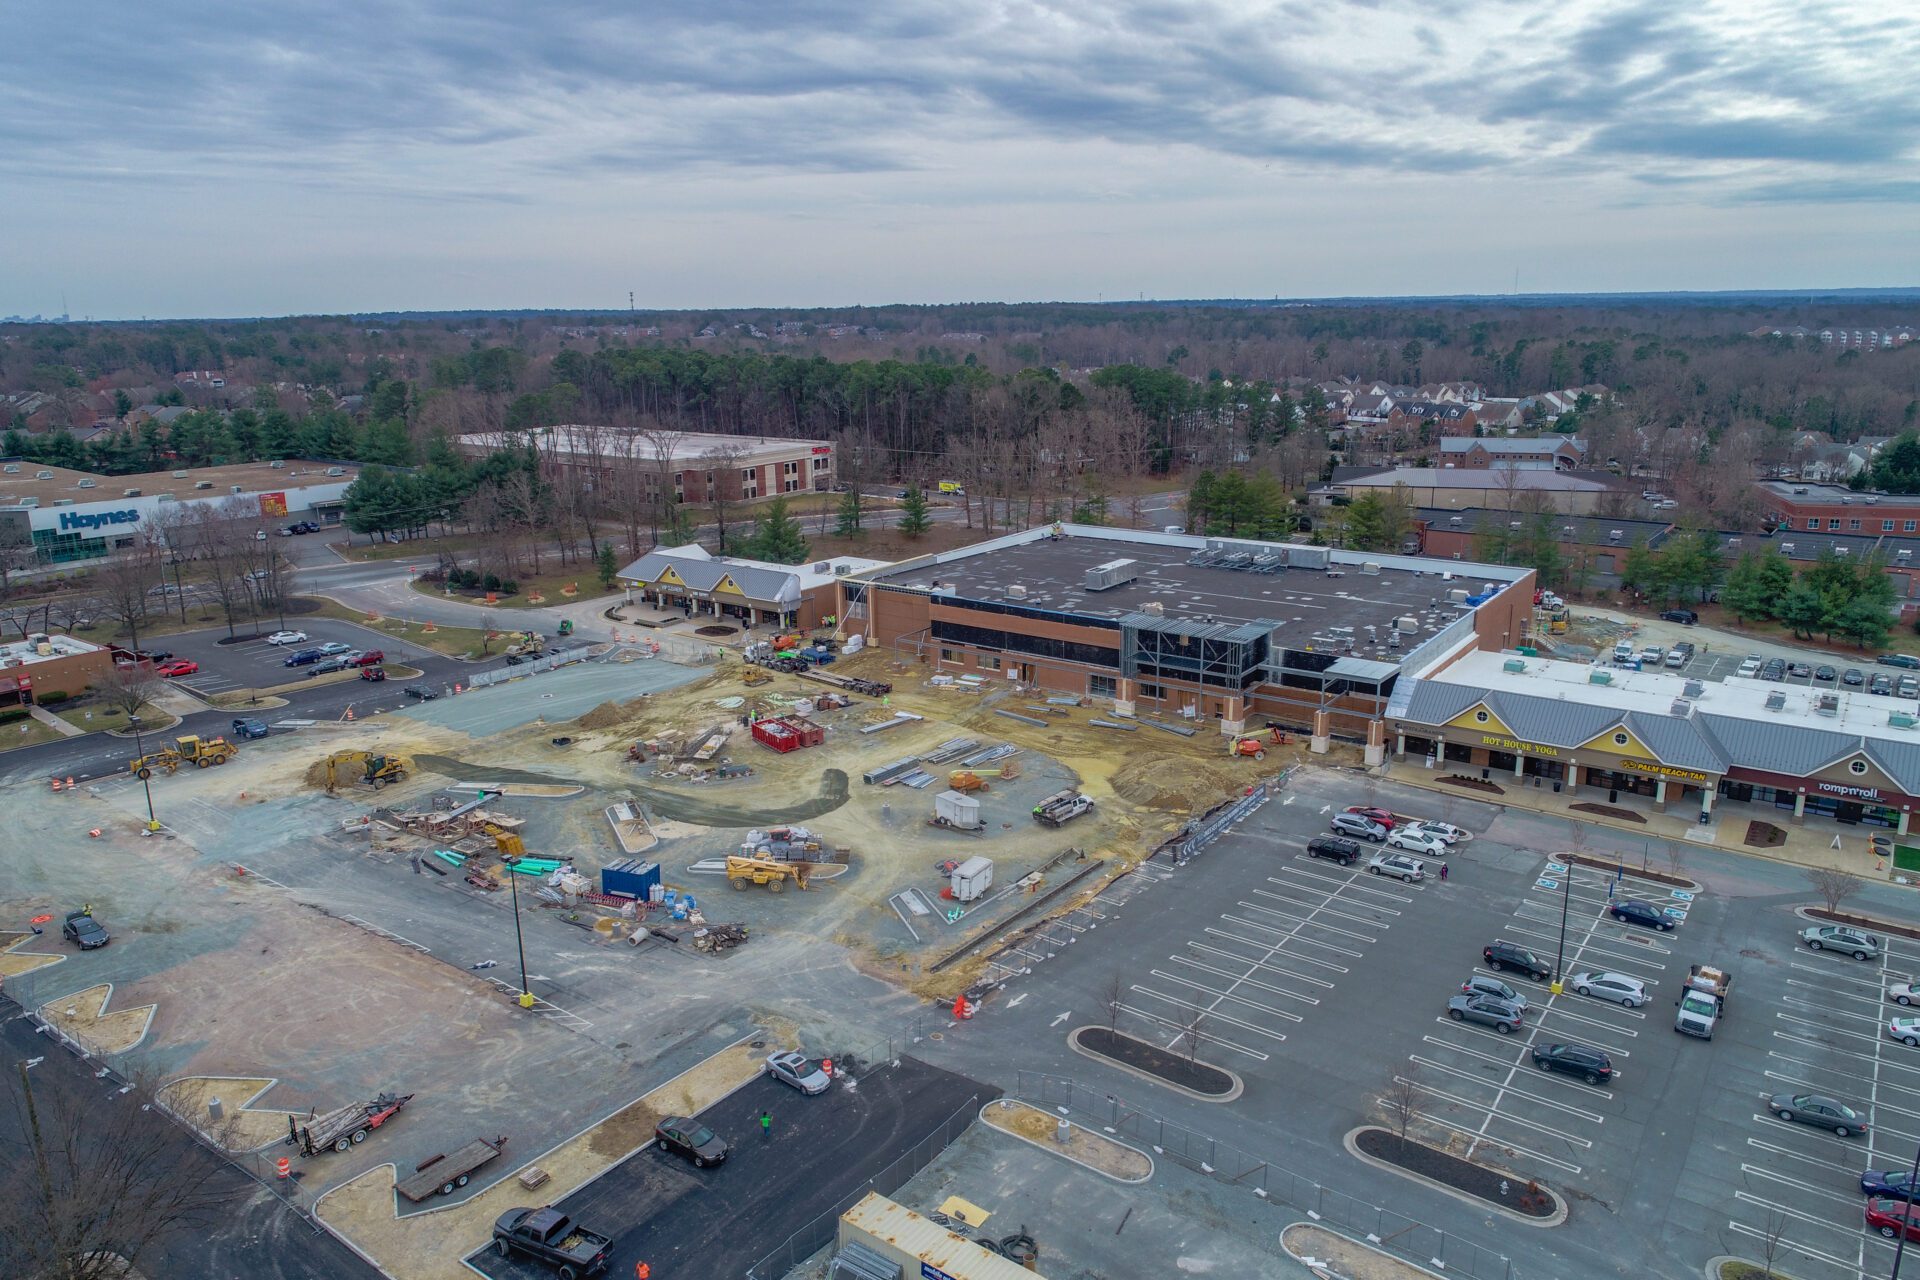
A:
[1219,914,1365,960]
[1164,956,1321,1006]
[1777,1011,1907,1052]
[1502,920,1670,967]
[1394,1089,1587,1175]
[1408,1054,1610,1119]
[1239,895,1380,942]
[1256,882,1405,924]
[1191,935,1344,983]
[1530,1005,1641,1045]
[1782,995,1899,1028]
[1111,1002,1272,1061]
[1557,992,1649,1021]
[1727,1219,1879,1280]
[1732,1190,1874,1243]
[1275,865,1416,903]
[1787,976,1897,1010]
[1740,1164,1872,1209]
[1143,971,1306,1024]
[1747,1134,1880,1178]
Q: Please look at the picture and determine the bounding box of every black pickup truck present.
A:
[492,1208,611,1278]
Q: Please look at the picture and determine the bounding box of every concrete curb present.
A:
[1066,1025,1245,1103]
[1341,1126,1567,1229]
[1705,1254,1807,1280]
[1280,1221,1450,1280]
[980,1098,1154,1183]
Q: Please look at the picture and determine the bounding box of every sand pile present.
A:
[574,697,651,731]
[1111,754,1240,812]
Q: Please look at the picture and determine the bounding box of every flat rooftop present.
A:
[457,427,828,465]
[1436,649,1917,739]
[869,529,1519,658]
[0,459,356,508]
[0,634,101,665]
[1758,481,1920,508]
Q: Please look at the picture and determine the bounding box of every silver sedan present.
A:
[1569,970,1649,1008]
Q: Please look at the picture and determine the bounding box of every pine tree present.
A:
[898,487,931,537]
[833,487,864,537]
[595,543,619,589]
[744,496,811,564]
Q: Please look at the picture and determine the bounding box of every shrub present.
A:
[0,707,30,725]
[499,580,517,595]
[482,573,502,592]
[35,690,69,705]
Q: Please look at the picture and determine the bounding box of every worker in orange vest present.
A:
[635,1263,650,1279]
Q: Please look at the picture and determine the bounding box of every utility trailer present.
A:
[286,1092,414,1155]
[397,1135,508,1200]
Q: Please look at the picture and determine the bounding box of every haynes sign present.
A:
[58,508,141,533]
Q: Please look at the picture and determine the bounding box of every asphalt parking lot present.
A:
[155,623,440,696]
[468,1056,992,1280]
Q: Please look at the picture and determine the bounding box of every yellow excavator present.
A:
[323,749,415,793]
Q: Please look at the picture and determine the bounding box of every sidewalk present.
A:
[27,705,83,738]
[1379,759,1893,879]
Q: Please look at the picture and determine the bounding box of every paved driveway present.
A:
[158,623,439,697]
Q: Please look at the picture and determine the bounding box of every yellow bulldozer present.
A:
[130,734,238,779]
[323,749,415,793]
[725,854,810,894]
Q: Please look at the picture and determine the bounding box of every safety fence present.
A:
[1015,1070,1521,1280]
[1155,773,1278,864]
[742,1092,985,1280]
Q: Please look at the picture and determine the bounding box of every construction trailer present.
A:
[287,1092,413,1155]
[930,790,984,833]
[834,1192,1045,1280]
[948,855,994,902]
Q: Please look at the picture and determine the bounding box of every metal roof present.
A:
[616,548,802,605]
[1117,613,1274,643]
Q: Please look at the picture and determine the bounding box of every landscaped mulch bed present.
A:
[1746,820,1787,848]
[1354,1128,1559,1217]
[1570,802,1645,824]
[1073,1027,1234,1097]
[1812,907,1920,944]
[694,625,738,637]
[1438,774,1505,795]
[1561,851,1697,889]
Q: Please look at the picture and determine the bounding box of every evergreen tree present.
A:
[833,487,864,537]
[898,486,931,537]
[1778,580,1826,639]
[743,496,810,564]
[1831,594,1893,650]
[595,542,620,589]
[1720,551,1774,621]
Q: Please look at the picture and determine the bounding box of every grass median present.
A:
[295,596,513,660]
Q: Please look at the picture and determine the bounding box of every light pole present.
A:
[1551,859,1572,994]
[1889,1137,1920,1278]
[503,856,534,1009]
[126,716,159,834]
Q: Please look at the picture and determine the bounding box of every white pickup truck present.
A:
[1675,963,1731,1039]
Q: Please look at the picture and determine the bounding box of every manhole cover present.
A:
[929,1031,944,1041]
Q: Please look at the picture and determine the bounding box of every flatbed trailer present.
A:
[396,1135,509,1201]
[287,1092,414,1155]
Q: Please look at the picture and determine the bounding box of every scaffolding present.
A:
[1119,613,1273,691]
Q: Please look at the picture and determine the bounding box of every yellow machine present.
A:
[323,749,415,792]
[132,735,238,779]
[1548,607,1570,635]
[725,855,810,893]
[947,770,990,793]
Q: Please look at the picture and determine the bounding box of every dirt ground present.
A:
[39,982,156,1054]
[1282,1222,1442,1280]
[158,1075,296,1151]
[981,1099,1152,1181]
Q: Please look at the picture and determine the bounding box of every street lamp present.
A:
[1551,857,1572,994]
[502,856,534,1009]
[126,716,159,834]
[1890,1136,1920,1279]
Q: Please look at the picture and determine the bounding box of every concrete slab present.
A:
[394,662,707,737]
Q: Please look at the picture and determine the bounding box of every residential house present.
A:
[1439,436,1588,471]
[1392,402,1478,438]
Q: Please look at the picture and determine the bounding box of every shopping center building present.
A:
[846,524,1535,738]
[1387,648,1920,836]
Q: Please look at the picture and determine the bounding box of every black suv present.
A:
[1532,1042,1613,1085]
[1659,609,1698,625]
[1306,836,1361,866]
[1484,941,1551,982]
[403,685,439,701]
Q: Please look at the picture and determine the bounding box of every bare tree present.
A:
[1665,842,1686,880]
[0,1064,234,1280]
[1101,969,1126,1036]
[98,663,162,721]
[1806,867,1865,915]
[1175,1010,1207,1064]
[92,551,159,653]
[1754,1205,1790,1280]
[1380,1066,1423,1141]
[698,440,751,551]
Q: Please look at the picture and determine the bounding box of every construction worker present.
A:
[759,1110,772,1141]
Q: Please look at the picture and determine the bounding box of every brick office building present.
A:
[458,427,835,506]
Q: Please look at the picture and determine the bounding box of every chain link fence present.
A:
[1017,1070,1519,1280]
[1155,774,1278,864]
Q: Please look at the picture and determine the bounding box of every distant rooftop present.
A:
[1333,467,1612,492]
[458,426,828,465]
[1757,481,1920,508]
[0,459,357,508]
[0,634,101,666]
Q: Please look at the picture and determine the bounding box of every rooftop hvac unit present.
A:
[1084,558,1139,591]
[1288,545,1332,570]
[834,564,852,575]
[1448,515,1463,525]
[1447,588,1470,604]
[14,497,36,508]
[172,470,189,478]
[326,467,345,476]
[1901,549,1914,561]
[230,484,243,494]
[1360,561,1381,575]
[1607,529,1624,542]
[1143,601,1165,615]
[1816,693,1840,717]
[1,465,16,474]
[1837,546,1851,556]
[268,460,284,468]
[1683,679,1705,698]
[52,498,73,506]
[121,488,140,497]
[1006,584,1027,599]
[34,470,51,479]
[1502,658,1527,674]
[1781,542,1795,553]
[1670,699,1692,716]
[1561,526,1575,538]
[1396,615,1419,632]
[76,479,95,488]
[1589,670,1613,685]
[194,481,213,490]
[1892,712,1918,730]
[1508,520,1522,530]
[1867,496,1881,505]
[1764,691,1787,711]
[1728,537,1741,548]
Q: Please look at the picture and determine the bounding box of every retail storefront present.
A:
[1718,766,1918,833]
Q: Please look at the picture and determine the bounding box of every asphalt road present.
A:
[0,1000,379,1280]
[469,1057,994,1280]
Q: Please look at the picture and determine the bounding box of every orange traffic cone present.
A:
[50,778,61,793]
[65,776,74,790]
[88,828,102,838]
[275,1157,291,1179]
[345,707,354,721]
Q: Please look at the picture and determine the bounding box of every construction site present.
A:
[0,617,1341,1280]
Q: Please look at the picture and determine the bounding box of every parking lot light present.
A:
[127,715,159,833]
[1551,861,1571,993]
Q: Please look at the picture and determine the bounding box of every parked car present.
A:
[283,648,325,667]
[1801,924,1882,960]
[1484,941,1551,982]
[1305,836,1361,866]
[1385,828,1446,857]
[316,641,353,656]
[1446,993,1523,1033]
[1659,609,1698,625]
[1786,661,1813,679]
[1609,900,1675,931]
[140,649,174,663]
[1844,668,1866,687]
[1367,852,1426,882]
[653,1116,728,1167]
[61,910,109,950]
[1760,658,1787,681]
[230,717,270,740]
[1343,805,1397,829]
[1889,1018,1920,1047]
[1639,646,1665,666]
[1402,819,1464,845]
[1874,674,1897,696]
[1861,1169,1920,1202]
[1736,656,1763,677]
[1330,813,1386,842]
[403,684,438,701]
[265,630,308,645]
[351,649,385,667]
[1460,975,1529,1012]
[155,659,199,678]
[1814,665,1838,683]
[310,656,354,675]
[1531,1042,1614,1085]
[1879,654,1920,669]
[1890,981,1920,1006]
[1902,678,1920,700]
[491,1207,612,1275]
[1867,1199,1920,1242]
[765,1050,832,1095]
[360,666,388,682]
[1569,970,1648,1007]
[1768,1092,1868,1137]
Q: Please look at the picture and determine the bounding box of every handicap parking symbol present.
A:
[1536,878,1559,891]
[1545,862,1568,875]
[1670,889,1695,902]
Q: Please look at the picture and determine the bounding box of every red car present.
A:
[1344,806,1396,830]
[351,650,385,667]
[1868,1198,1920,1241]
[155,659,199,678]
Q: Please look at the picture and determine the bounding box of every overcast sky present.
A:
[3,0,1914,319]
